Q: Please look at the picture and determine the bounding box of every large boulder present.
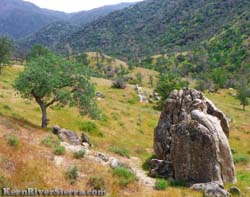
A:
[152,88,236,185]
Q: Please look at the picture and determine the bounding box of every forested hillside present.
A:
[138,10,250,90]
[69,3,135,25]
[0,0,67,39]
[0,0,134,40]
[59,0,250,61]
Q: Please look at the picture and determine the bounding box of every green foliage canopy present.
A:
[14,53,99,128]
[0,36,11,74]
[155,73,189,107]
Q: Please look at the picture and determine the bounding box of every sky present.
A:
[24,0,142,13]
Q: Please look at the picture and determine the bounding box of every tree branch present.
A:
[46,98,57,107]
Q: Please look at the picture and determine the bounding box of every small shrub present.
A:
[79,121,103,137]
[127,97,137,104]
[54,145,66,155]
[169,179,187,187]
[73,150,86,159]
[112,167,137,187]
[66,166,79,184]
[88,177,106,190]
[155,179,169,190]
[237,171,250,182]
[3,105,11,110]
[112,79,127,89]
[41,136,60,148]
[109,146,130,158]
[6,134,19,147]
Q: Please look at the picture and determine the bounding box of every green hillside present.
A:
[58,0,250,61]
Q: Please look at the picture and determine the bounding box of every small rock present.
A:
[228,186,241,196]
[109,157,127,169]
[96,152,109,163]
[82,142,90,149]
[191,182,230,197]
[61,142,88,154]
[81,132,91,146]
[96,92,105,98]
[52,125,61,134]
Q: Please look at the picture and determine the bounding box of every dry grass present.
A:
[206,90,250,195]
[2,65,250,195]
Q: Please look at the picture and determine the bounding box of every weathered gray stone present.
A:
[52,125,81,145]
[191,182,230,197]
[228,186,241,196]
[153,88,236,185]
[81,132,91,146]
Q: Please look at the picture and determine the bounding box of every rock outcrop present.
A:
[152,88,236,185]
[53,125,82,145]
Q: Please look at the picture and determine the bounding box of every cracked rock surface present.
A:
[152,88,236,185]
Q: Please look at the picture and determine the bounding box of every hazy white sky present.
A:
[24,0,142,13]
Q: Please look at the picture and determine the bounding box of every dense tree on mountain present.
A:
[57,0,250,61]
[14,53,99,128]
[155,73,189,108]
[236,76,250,111]
[75,53,90,66]
[0,36,11,75]
[26,44,50,61]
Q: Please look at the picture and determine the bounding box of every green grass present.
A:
[233,153,250,164]
[112,167,137,187]
[0,66,159,163]
[79,121,103,137]
[3,105,11,110]
[108,146,130,158]
[54,145,66,155]
[41,135,60,148]
[2,66,250,195]
[73,150,86,159]
[155,179,169,190]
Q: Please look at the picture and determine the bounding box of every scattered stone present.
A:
[109,157,128,169]
[135,84,142,93]
[153,88,236,185]
[228,186,241,196]
[81,132,91,146]
[52,125,81,145]
[191,182,230,197]
[61,142,88,155]
[96,152,109,163]
[52,125,61,135]
[96,92,105,98]
[82,142,90,149]
[138,94,148,103]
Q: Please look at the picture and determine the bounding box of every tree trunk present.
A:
[243,104,246,111]
[40,104,48,128]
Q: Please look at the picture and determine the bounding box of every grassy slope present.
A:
[205,90,250,194]
[1,65,249,195]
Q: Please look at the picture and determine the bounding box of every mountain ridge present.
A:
[0,0,136,39]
